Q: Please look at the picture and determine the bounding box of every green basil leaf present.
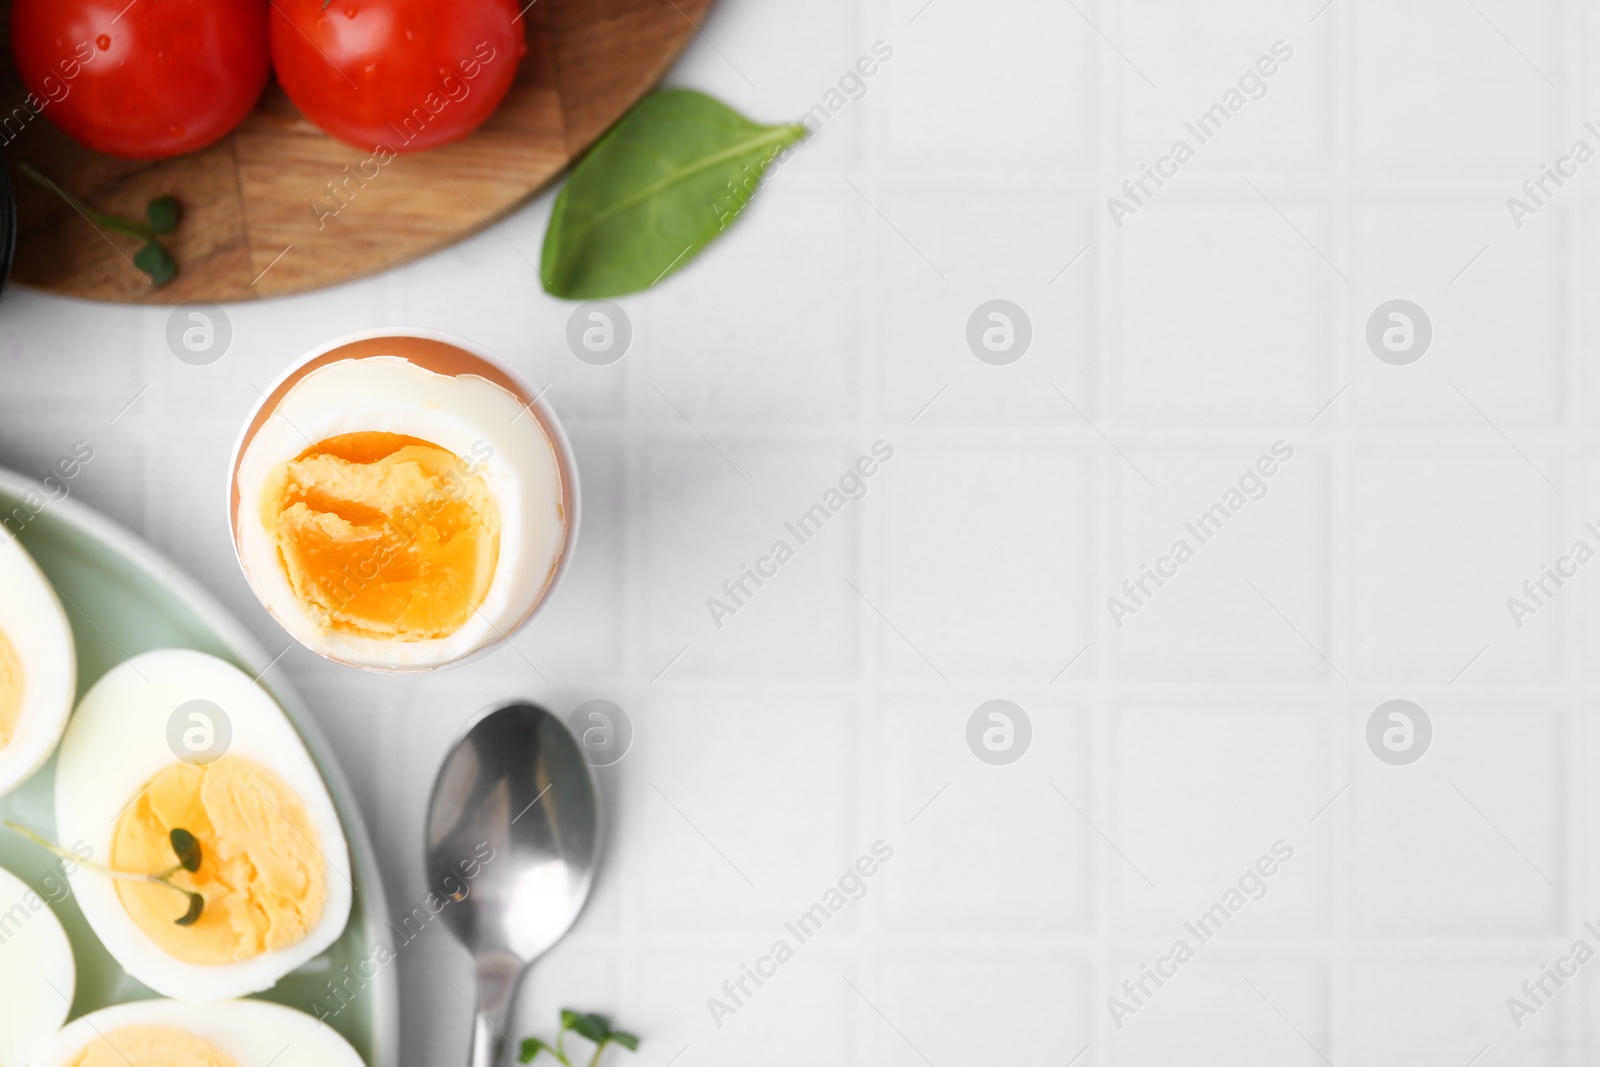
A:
[169,827,201,872]
[146,195,179,235]
[517,1038,549,1063]
[569,1012,608,1043]
[174,891,204,926]
[559,1009,581,1032]
[540,89,806,299]
[134,242,177,287]
[609,1031,639,1051]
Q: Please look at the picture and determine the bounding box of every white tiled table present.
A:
[3,1,1594,1064]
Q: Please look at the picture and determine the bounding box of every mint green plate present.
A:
[0,468,396,1067]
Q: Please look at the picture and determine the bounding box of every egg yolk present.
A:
[67,1025,238,1067]
[259,432,500,642]
[111,756,326,966]
[0,627,21,749]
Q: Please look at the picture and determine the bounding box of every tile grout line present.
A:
[1557,7,1583,1063]
[1324,0,1355,1054]
[1089,0,1119,1054]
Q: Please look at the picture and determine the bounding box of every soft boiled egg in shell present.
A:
[0,863,75,1065]
[54,649,351,1002]
[26,998,366,1067]
[229,333,576,671]
[0,533,76,795]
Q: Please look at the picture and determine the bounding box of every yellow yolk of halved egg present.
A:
[66,1025,239,1067]
[111,757,326,966]
[0,627,22,749]
[258,432,500,642]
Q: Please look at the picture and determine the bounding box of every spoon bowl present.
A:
[425,702,600,1067]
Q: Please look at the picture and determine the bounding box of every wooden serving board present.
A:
[0,0,712,303]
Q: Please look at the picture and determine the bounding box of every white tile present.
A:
[880,696,1093,936]
[879,193,1095,423]
[1351,450,1563,682]
[1112,198,1333,424]
[1573,204,1600,426]
[1352,200,1565,428]
[1523,461,1600,672]
[1353,0,1561,178]
[873,952,1090,1065]
[644,189,865,424]
[1108,957,1327,1067]
[1353,702,1564,936]
[635,948,857,1065]
[636,693,859,933]
[1110,445,1333,681]
[877,441,1092,680]
[641,441,866,678]
[1347,960,1566,1065]
[1115,2,1330,174]
[1110,704,1333,933]
[880,0,1094,175]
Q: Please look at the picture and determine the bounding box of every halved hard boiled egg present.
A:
[0,863,75,1065]
[229,332,577,671]
[27,998,365,1067]
[54,649,352,1002]
[0,534,76,795]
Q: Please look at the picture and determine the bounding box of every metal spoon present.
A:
[425,702,601,1067]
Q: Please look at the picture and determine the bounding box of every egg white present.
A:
[0,535,76,795]
[54,649,352,1002]
[0,863,75,1065]
[27,998,366,1067]
[232,353,570,670]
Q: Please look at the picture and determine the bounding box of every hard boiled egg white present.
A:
[0,863,75,1065]
[0,534,76,795]
[231,344,571,671]
[27,998,365,1067]
[54,649,351,1002]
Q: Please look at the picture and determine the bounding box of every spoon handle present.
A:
[469,952,524,1067]
[469,1010,503,1067]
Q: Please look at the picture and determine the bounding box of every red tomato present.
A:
[10,0,270,159]
[269,0,526,154]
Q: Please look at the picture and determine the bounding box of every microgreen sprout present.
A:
[519,1009,639,1067]
[17,162,180,286]
[4,820,205,925]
